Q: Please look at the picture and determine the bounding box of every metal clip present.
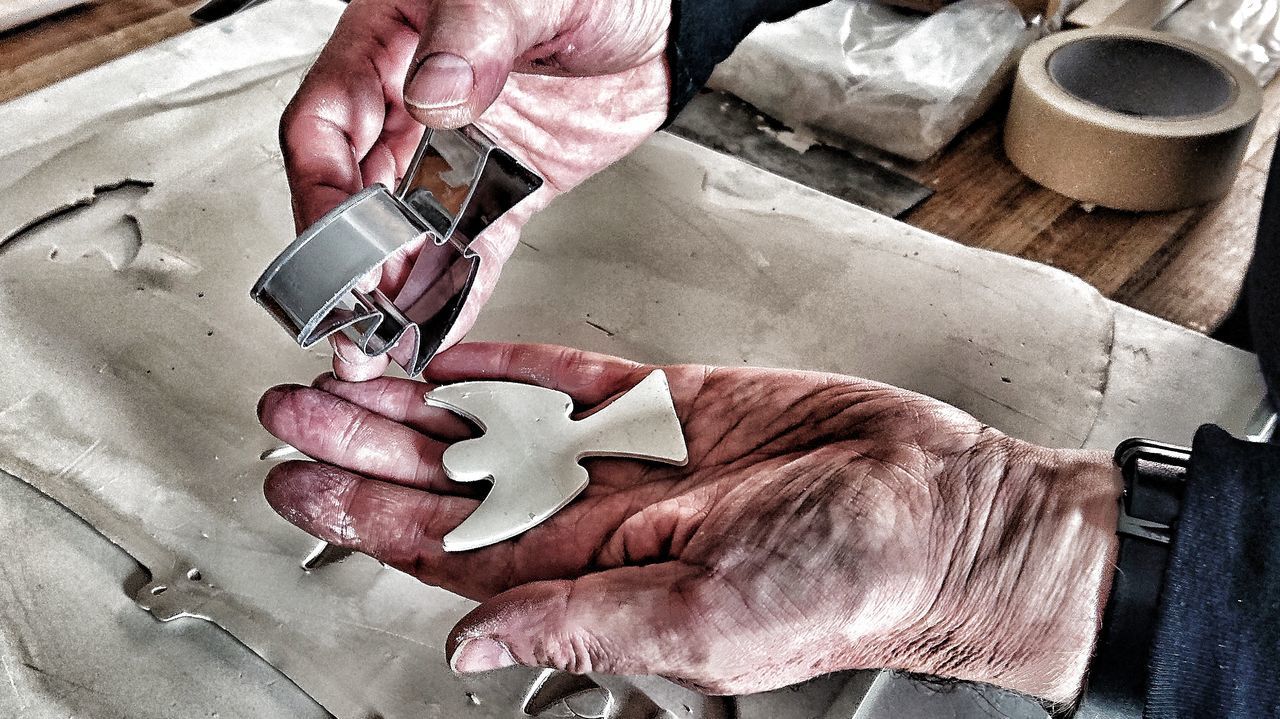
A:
[1115,511,1174,545]
[251,125,542,376]
[1112,438,1192,545]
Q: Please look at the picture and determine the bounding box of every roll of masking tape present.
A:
[1005,27,1261,212]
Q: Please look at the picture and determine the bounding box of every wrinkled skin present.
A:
[279,0,671,380]
[275,0,1122,704]
[258,343,1120,703]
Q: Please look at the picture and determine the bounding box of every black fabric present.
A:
[1145,119,1280,716]
[1078,451,1188,719]
[666,0,827,118]
[1079,539,1173,719]
[1147,427,1280,718]
[1215,135,1280,396]
[1244,139,1280,409]
[1103,132,1280,714]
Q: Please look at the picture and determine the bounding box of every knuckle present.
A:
[540,630,610,675]
[372,380,398,414]
[325,469,363,543]
[407,492,445,541]
[278,100,302,154]
[263,459,301,489]
[331,408,366,454]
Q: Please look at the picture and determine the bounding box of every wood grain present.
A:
[904,80,1276,334]
[0,0,199,103]
[0,1,1272,336]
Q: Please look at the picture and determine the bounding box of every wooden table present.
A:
[1,0,1270,336]
[904,88,1278,335]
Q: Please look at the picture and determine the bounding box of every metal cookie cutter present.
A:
[252,125,543,376]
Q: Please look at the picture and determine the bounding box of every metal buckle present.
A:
[1245,395,1278,443]
[1112,438,1191,545]
[251,125,542,376]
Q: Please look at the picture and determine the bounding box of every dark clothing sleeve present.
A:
[1098,26,1280,717]
[1245,139,1280,410]
[1147,134,1280,717]
[1147,426,1280,718]
[666,0,826,117]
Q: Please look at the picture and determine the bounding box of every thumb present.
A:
[446,563,713,679]
[402,1,527,129]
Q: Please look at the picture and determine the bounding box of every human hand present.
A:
[280,0,671,380]
[257,343,1120,703]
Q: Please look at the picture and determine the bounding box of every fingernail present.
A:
[406,53,474,110]
[451,637,516,674]
[329,337,351,365]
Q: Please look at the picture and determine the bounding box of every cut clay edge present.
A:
[425,370,689,470]
[440,479,585,553]
[427,370,690,552]
[424,383,576,483]
[574,370,689,467]
[427,384,582,552]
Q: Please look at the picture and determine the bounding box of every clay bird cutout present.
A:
[426,370,688,552]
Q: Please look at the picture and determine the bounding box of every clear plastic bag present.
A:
[1161,0,1280,84]
[709,0,1035,160]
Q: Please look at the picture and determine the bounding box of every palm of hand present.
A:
[259,344,1049,694]
[503,362,995,692]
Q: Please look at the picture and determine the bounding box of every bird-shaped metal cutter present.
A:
[251,124,542,377]
[427,370,689,552]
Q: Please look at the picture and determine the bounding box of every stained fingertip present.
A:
[256,385,335,442]
[263,461,353,540]
[262,460,305,511]
[257,384,306,424]
[267,462,482,571]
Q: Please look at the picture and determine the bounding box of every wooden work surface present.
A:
[1,0,1271,336]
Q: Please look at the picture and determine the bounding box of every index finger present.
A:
[279,0,425,228]
[424,342,649,406]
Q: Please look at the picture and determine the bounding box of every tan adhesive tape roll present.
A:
[1005,27,1262,212]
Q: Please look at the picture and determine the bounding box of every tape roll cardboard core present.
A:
[1047,37,1234,119]
[1005,28,1261,212]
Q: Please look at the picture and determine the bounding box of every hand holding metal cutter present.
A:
[251,125,543,375]
[254,127,688,553]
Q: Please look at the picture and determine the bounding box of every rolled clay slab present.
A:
[1005,27,1261,211]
